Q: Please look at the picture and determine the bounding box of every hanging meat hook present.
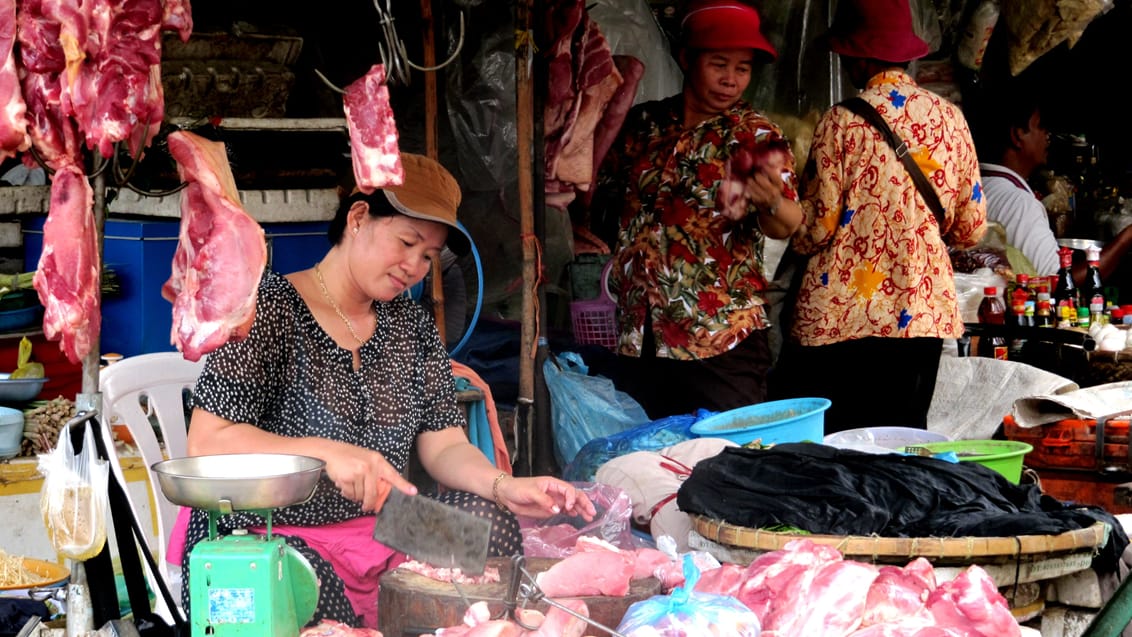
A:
[314,0,466,93]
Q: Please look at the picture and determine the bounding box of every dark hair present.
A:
[328,190,398,245]
[971,86,1043,163]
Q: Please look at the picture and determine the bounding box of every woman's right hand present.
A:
[323,442,418,513]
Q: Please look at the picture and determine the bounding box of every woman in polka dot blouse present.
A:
[178,153,596,629]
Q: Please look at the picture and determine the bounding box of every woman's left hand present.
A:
[495,475,597,521]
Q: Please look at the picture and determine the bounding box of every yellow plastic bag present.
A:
[37,420,109,560]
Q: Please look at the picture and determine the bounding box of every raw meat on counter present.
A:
[300,620,382,636]
[33,163,100,364]
[427,600,591,637]
[394,560,501,585]
[689,539,1020,637]
[162,130,267,361]
[343,64,403,193]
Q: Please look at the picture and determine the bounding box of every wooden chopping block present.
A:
[378,556,662,637]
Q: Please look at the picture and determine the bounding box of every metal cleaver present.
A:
[372,489,491,575]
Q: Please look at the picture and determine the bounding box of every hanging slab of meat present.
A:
[34,163,100,365]
[0,0,30,159]
[162,130,266,362]
[343,64,403,193]
[160,0,193,43]
[69,0,164,158]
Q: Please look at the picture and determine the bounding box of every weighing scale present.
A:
[151,454,325,637]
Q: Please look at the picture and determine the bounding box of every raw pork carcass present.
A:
[343,64,403,193]
[0,0,30,159]
[34,163,100,364]
[162,130,266,362]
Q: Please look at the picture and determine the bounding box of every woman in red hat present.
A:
[588,0,803,419]
[773,0,988,432]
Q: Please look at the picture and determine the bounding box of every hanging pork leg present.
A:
[0,0,30,160]
[162,130,266,362]
[33,162,100,365]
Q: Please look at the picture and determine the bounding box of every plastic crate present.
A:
[569,298,617,350]
[1002,413,1131,471]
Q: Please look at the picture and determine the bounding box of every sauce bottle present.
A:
[1054,246,1079,328]
[977,286,1007,359]
[1082,244,1105,323]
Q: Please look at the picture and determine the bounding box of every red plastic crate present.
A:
[1003,414,1131,471]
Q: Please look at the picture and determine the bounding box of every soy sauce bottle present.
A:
[977,286,1007,359]
[1053,246,1079,328]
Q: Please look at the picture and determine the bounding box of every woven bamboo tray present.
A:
[691,516,1110,565]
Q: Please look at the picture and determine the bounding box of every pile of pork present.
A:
[415,537,1022,636]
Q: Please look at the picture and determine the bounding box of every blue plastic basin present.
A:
[690,397,831,446]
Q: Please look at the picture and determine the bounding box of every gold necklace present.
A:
[314,262,368,345]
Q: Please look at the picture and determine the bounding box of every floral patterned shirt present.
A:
[790,70,986,346]
[598,94,798,360]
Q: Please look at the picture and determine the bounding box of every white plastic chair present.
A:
[97,351,205,624]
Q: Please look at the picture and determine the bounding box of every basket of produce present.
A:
[692,516,1109,565]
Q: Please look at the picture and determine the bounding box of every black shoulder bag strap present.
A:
[839,97,948,228]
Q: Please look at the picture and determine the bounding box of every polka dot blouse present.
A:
[186,270,464,532]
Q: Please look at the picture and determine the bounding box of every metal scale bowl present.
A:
[152,454,325,636]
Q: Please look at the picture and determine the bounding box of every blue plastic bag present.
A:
[562,410,714,482]
[543,351,651,466]
[617,554,761,636]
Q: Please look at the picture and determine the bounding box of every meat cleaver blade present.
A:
[372,489,491,575]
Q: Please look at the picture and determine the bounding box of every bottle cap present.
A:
[1086,244,1101,262]
[1115,308,1126,321]
[983,286,997,295]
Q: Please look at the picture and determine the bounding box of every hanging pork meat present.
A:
[0,0,30,160]
[162,130,267,362]
[343,63,404,193]
[33,163,100,365]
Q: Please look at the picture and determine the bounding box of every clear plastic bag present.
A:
[617,555,761,636]
[519,482,641,557]
[37,421,109,560]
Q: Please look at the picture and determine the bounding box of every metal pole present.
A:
[76,165,106,413]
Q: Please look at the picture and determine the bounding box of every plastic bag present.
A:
[519,482,641,557]
[953,267,1007,324]
[617,555,761,636]
[563,410,709,482]
[543,351,650,466]
[38,420,109,560]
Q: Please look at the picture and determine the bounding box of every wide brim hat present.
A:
[380,153,470,256]
[825,0,930,63]
[681,1,777,62]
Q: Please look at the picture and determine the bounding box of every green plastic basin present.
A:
[918,439,1033,484]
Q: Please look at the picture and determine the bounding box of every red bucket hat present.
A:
[826,0,930,63]
[681,1,777,62]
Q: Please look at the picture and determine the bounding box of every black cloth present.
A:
[770,336,942,433]
[616,328,771,420]
[677,443,1129,573]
